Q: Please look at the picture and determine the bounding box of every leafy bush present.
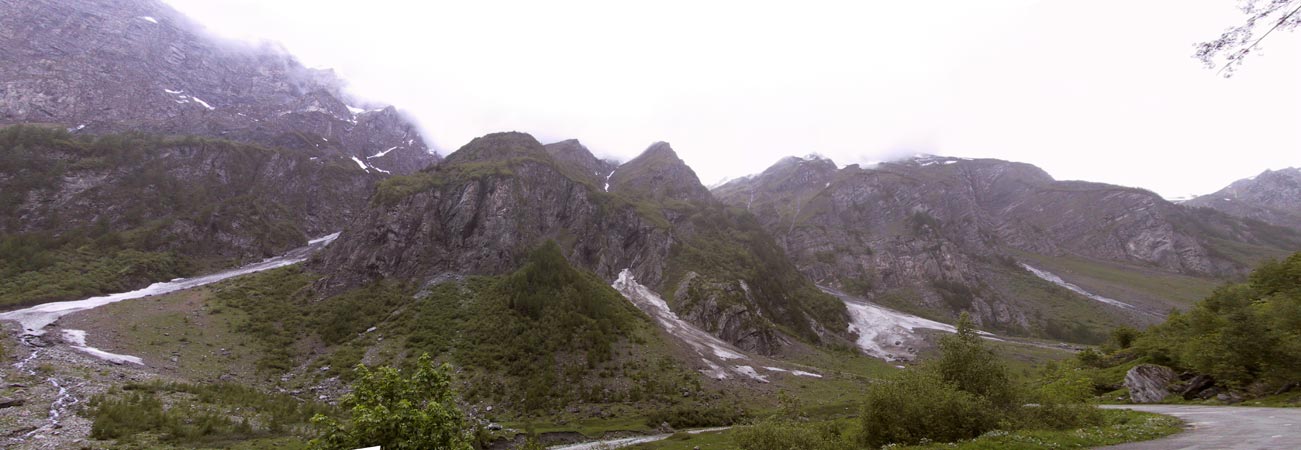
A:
[858,369,999,447]
[309,354,472,450]
[1107,326,1140,351]
[932,313,1020,410]
[1024,362,1105,430]
[645,404,747,429]
[88,392,168,440]
[212,266,412,375]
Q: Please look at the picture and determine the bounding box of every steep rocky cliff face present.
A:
[315,133,848,354]
[0,126,377,308]
[1186,168,1301,231]
[0,0,441,308]
[315,132,674,292]
[715,155,1301,341]
[0,127,372,253]
[0,0,437,174]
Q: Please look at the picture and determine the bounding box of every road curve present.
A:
[1098,404,1301,449]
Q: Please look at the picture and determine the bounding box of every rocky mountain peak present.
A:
[769,154,838,173]
[609,141,713,203]
[544,139,617,186]
[640,141,679,159]
[768,154,839,181]
[1186,167,1301,230]
[443,131,547,165]
[1246,167,1301,186]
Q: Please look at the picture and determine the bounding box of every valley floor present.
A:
[0,241,1095,449]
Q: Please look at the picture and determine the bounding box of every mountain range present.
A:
[4,0,1300,355]
[0,0,1299,447]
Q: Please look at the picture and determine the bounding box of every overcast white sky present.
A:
[165,0,1300,199]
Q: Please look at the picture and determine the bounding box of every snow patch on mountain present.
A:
[368,146,399,159]
[613,269,754,379]
[1020,264,1158,318]
[62,329,142,365]
[821,286,997,362]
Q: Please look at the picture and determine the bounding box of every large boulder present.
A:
[1125,364,1176,403]
[1180,374,1216,400]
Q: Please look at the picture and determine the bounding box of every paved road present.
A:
[1099,405,1301,449]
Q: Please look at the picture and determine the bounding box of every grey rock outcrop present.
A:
[315,132,849,354]
[714,155,1301,339]
[1180,374,1216,400]
[314,132,673,292]
[1125,364,1177,403]
[673,272,784,354]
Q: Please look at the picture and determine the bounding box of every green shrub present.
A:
[645,404,747,429]
[308,354,472,450]
[859,369,998,447]
[1025,363,1104,430]
[1107,326,1140,351]
[932,313,1020,410]
[88,392,167,440]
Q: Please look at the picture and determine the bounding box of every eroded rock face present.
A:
[314,132,673,294]
[1,132,375,261]
[1125,364,1177,403]
[315,133,848,354]
[0,0,437,174]
[673,272,784,354]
